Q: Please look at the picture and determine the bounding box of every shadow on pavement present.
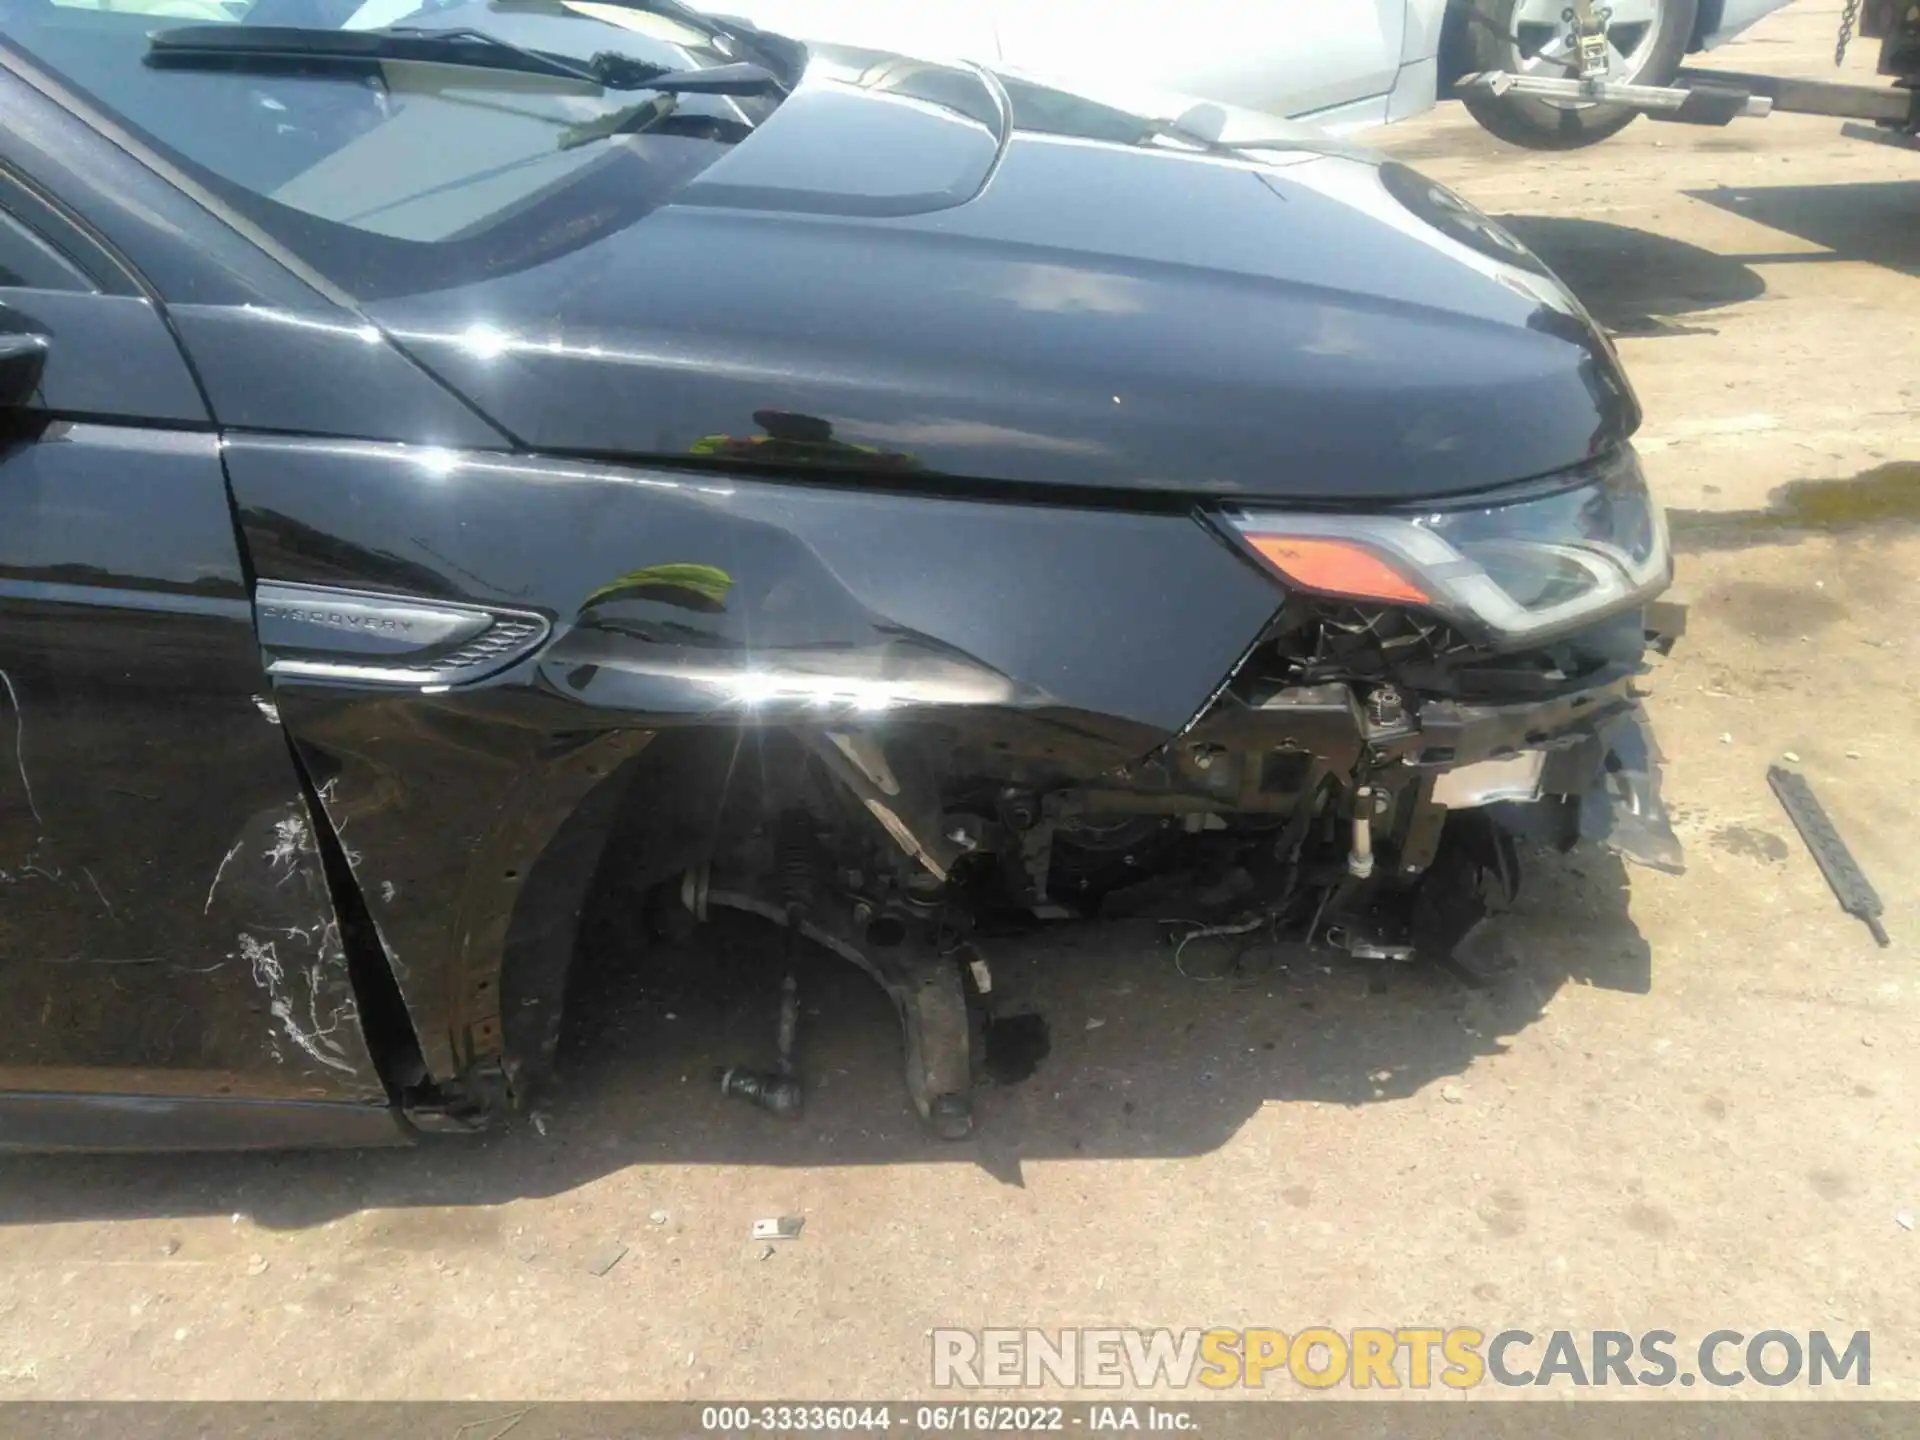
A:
[1494,215,1767,333]
[1686,180,1920,279]
[0,848,1651,1227]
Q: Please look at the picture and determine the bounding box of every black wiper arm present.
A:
[149,25,611,86]
[597,60,785,95]
[146,25,781,95]
[387,30,785,94]
[555,60,788,149]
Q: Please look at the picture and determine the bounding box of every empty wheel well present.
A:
[496,727,744,1103]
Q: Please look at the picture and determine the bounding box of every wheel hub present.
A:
[1511,0,1664,106]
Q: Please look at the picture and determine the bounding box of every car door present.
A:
[0,155,391,1125]
[992,0,1410,124]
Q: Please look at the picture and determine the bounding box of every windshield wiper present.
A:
[146,25,784,95]
[557,92,674,149]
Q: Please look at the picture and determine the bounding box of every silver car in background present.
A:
[665,0,1797,147]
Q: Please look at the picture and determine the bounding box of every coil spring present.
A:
[775,808,819,915]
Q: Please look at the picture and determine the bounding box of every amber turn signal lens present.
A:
[1244,535,1432,606]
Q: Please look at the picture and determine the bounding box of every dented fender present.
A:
[222,436,1283,1099]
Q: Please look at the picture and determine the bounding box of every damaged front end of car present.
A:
[570,445,1684,1140]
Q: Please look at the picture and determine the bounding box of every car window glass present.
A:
[39,0,249,13]
[0,0,782,298]
[0,206,93,291]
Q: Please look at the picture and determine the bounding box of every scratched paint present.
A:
[264,814,309,872]
[203,841,243,913]
[0,849,62,887]
[237,805,364,1074]
[202,796,383,1090]
[0,447,392,1095]
[238,928,358,1075]
[0,665,41,828]
[81,866,113,917]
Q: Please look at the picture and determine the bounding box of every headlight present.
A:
[1221,447,1671,644]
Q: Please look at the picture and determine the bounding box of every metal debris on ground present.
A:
[751,1216,805,1241]
[1767,766,1891,947]
[717,1065,804,1117]
[585,1242,629,1276]
[1167,912,1282,982]
[649,1210,669,1225]
[1897,1211,1914,1233]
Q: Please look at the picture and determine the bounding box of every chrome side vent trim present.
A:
[255,582,550,689]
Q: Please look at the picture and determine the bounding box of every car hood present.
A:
[371,52,1639,503]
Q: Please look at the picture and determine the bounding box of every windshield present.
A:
[0,0,790,296]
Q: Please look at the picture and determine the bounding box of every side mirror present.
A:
[0,330,49,409]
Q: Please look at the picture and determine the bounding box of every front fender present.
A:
[224,437,1281,1097]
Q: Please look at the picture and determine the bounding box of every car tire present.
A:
[1457,0,1700,150]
